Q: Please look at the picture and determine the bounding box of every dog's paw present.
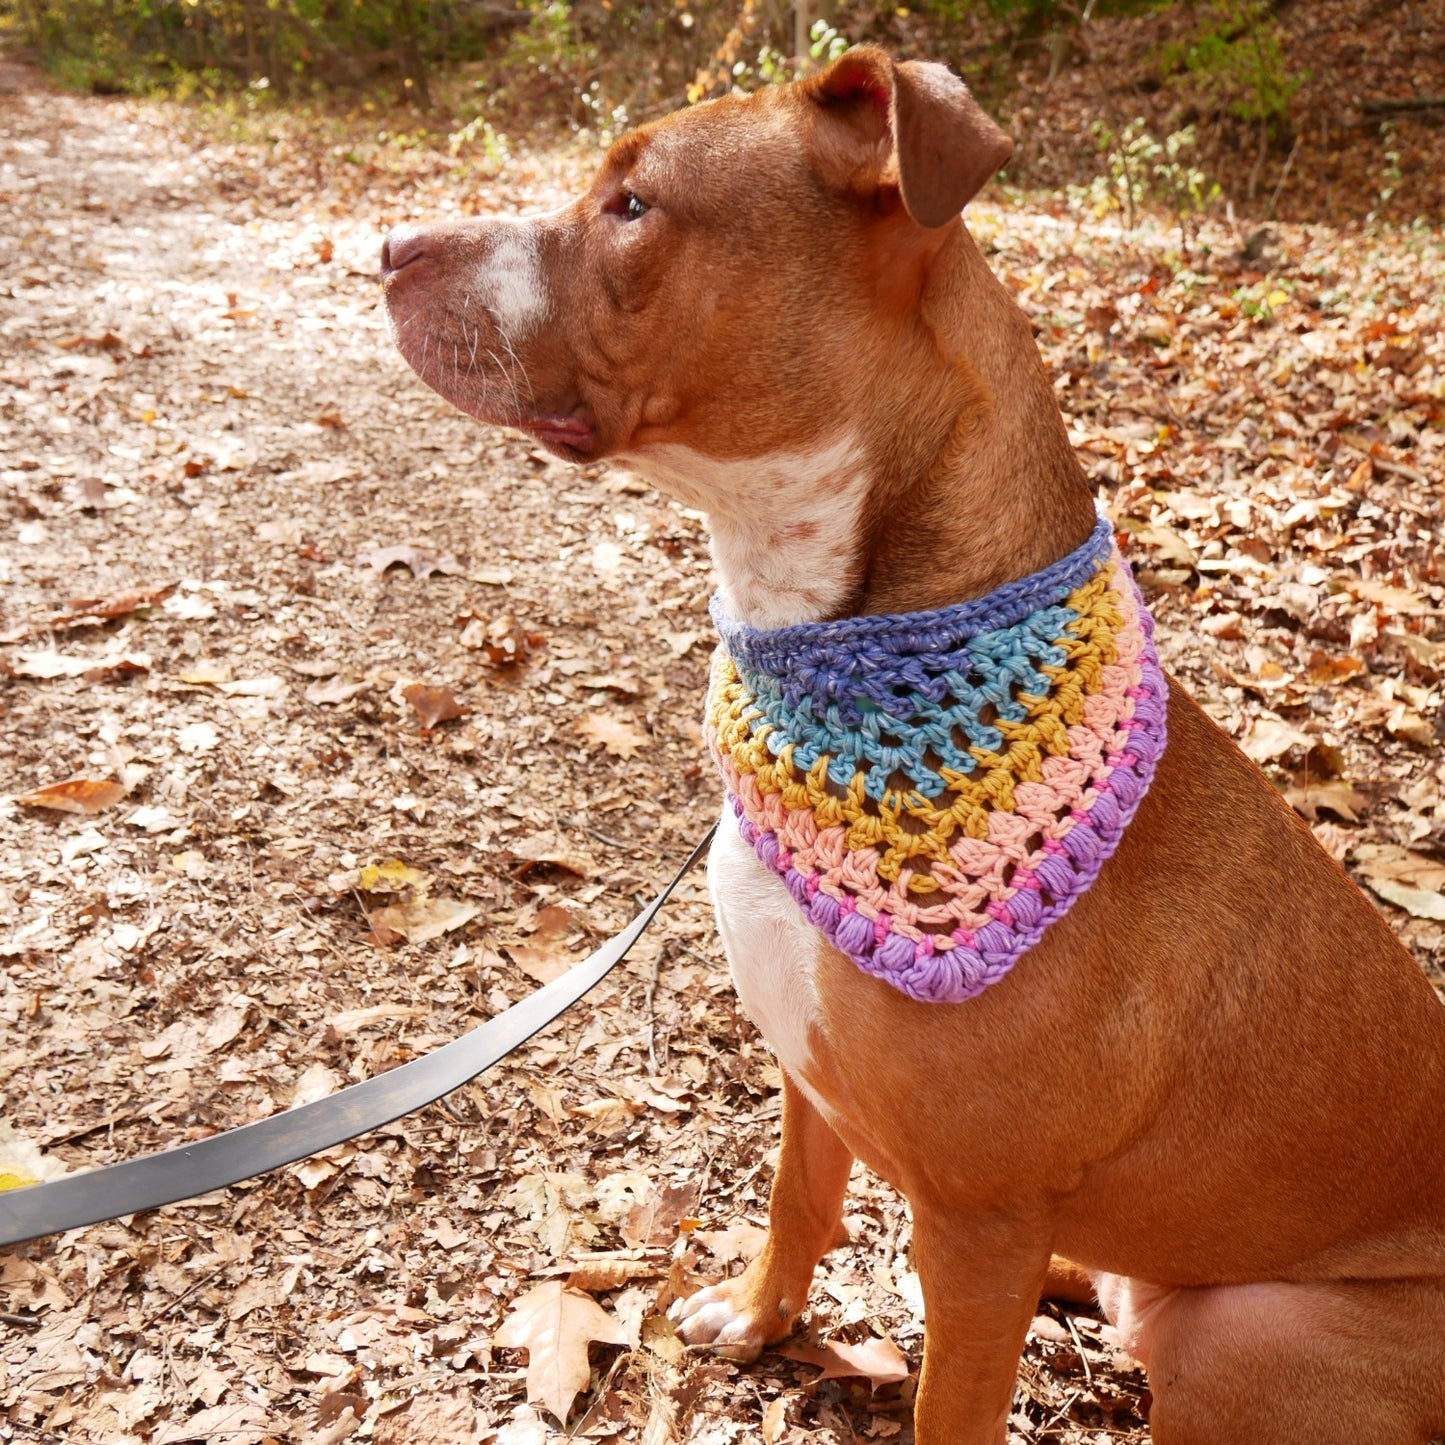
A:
[669,1278,791,1362]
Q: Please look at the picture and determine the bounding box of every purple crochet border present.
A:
[724,567,1169,1005]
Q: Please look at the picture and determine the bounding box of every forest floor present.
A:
[0,56,1442,1445]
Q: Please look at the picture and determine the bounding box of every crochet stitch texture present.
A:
[704,515,1168,1004]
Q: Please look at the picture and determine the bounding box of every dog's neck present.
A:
[855,229,1099,618]
[642,227,1098,631]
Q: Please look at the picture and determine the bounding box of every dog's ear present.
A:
[805,46,1013,228]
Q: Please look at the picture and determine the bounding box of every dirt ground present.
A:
[1,59,1442,1445]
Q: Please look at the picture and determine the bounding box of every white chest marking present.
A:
[709,804,832,1108]
[482,222,548,341]
[628,435,870,627]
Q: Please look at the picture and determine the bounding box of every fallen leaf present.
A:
[126,804,178,832]
[369,896,479,944]
[622,1182,699,1249]
[359,858,430,894]
[61,827,108,863]
[305,676,370,705]
[1239,717,1312,764]
[327,1003,427,1034]
[490,1405,549,1445]
[0,1254,70,1312]
[1388,631,1445,678]
[16,649,151,679]
[664,629,704,658]
[372,1389,489,1445]
[1305,651,1366,686]
[292,1062,345,1107]
[1119,522,1197,568]
[356,543,462,579]
[493,1280,629,1425]
[1353,845,1445,893]
[1362,878,1445,922]
[577,671,641,697]
[1285,780,1369,823]
[1384,701,1435,747]
[217,675,287,698]
[179,662,233,685]
[569,1098,643,1135]
[0,1119,68,1192]
[762,1396,789,1443]
[1346,578,1428,613]
[508,903,583,984]
[478,613,539,666]
[565,1256,662,1293]
[576,712,649,760]
[403,682,469,728]
[16,776,126,815]
[152,1403,270,1445]
[54,583,174,626]
[693,1221,768,1265]
[510,833,596,878]
[364,918,404,948]
[777,1334,910,1390]
[177,721,220,754]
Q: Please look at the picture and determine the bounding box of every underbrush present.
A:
[4,0,1439,226]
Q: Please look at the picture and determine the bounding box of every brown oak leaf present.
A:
[778,1334,910,1390]
[493,1280,629,1424]
[17,777,127,815]
[402,683,469,728]
[576,712,648,760]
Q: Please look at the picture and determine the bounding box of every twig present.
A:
[1064,1312,1093,1385]
[41,1111,138,1149]
[644,944,663,1072]
[1362,96,1445,115]
[1266,131,1301,218]
[137,1264,227,1332]
[568,1349,630,1439]
[1040,1387,1082,1433]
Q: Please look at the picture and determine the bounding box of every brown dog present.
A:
[382,48,1445,1444]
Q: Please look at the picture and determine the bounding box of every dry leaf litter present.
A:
[0,57,1442,1445]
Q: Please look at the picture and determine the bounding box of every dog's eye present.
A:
[624,192,648,221]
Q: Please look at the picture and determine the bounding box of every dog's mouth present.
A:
[384,298,599,460]
[523,413,597,458]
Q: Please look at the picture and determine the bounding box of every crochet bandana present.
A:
[704,515,1168,1005]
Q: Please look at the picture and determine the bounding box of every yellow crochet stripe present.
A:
[706,564,1128,887]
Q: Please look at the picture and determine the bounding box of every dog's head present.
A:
[382,47,1011,493]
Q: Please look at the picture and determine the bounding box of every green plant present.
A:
[10,0,504,100]
[1372,120,1404,220]
[501,0,597,92]
[722,17,846,93]
[1161,0,1301,125]
[1070,118,1220,248]
[577,81,632,147]
[447,113,511,172]
[808,18,849,65]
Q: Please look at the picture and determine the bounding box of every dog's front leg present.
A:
[910,1207,1052,1445]
[672,1068,853,1359]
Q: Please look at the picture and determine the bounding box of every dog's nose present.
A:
[381,224,429,277]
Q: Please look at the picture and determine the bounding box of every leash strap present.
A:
[0,826,715,1248]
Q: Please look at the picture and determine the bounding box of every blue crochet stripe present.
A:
[711,514,1113,684]
[709,516,1115,803]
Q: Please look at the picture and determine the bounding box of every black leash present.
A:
[0,826,715,1249]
